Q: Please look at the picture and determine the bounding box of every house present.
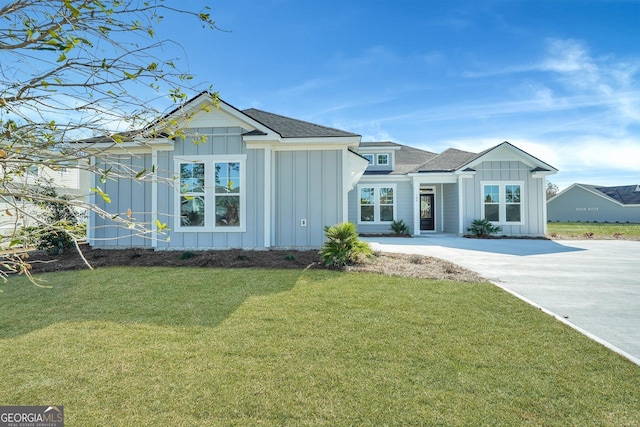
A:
[352,140,557,237]
[0,160,90,235]
[548,184,640,223]
[81,93,557,250]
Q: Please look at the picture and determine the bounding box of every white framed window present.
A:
[174,155,246,232]
[363,154,374,165]
[358,184,396,223]
[481,181,524,225]
[376,154,389,165]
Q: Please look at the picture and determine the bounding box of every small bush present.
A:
[390,219,411,236]
[22,222,86,255]
[319,222,372,267]
[467,218,502,238]
[180,251,195,260]
[409,254,423,264]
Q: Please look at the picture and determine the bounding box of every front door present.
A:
[420,193,435,231]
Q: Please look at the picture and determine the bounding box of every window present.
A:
[358,184,396,223]
[180,162,205,227]
[481,182,524,225]
[363,154,374,165]
[175,155,246,232]
[376,154,389,165]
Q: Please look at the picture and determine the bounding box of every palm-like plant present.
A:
[319,222,373,267]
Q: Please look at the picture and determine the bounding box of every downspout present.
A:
[342,148,349,222]
[151,149,158,248]
[87,156,96,246]
[264,146,272,248]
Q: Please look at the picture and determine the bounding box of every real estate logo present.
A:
[0,406,64,427]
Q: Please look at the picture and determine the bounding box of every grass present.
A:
[547,222,640,240]
[1,267,639,426]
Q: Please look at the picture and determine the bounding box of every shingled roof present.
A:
[582,184,640,205]
[416,148,478,172]
[360,141,438,175]
[243,108,360,139]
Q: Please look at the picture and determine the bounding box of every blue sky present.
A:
[158,0,639,189]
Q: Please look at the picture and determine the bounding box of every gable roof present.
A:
[242,108,360,139]
[362,140,557,176]
[572,184,640,205]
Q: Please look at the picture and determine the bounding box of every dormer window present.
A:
[363,154,374,165]
[377,154,389,165]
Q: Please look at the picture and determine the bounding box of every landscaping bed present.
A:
[22,245,486,282]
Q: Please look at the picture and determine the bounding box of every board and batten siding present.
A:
[442,183,459,233]
[155,127,265,249]
[91,154,154,248]
[274,150,342,248]
[461,160,546,236]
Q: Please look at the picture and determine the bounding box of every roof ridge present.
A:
[243,108,359,138]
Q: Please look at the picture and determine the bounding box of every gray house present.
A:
[548,184,640,223]
[83,94,557,249]
[352,140,557,237]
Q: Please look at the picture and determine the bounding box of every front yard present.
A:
[1,267,638,426]
[548,222,640,240]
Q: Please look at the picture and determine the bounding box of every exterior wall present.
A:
[348,178,412,234]
[461,161,547,236]
[274,150,343,248]
[91,127,266,249]
[91,154,154,247]
[548,187,640,223]
[442,183,459,233]
[156,127,265,249]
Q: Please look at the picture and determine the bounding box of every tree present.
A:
[0,0,218,282]
[546,181,559,200]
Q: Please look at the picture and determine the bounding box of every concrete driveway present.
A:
[362,235,640,366]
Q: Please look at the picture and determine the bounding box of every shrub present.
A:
[319,222,373,267]
[20,186,85,254]
[467,218,502,238]
[390,219,410,236]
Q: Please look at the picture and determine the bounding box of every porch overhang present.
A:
[408,172,458,184]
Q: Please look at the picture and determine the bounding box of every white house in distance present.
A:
[80,93,558,250]
[0,161,90,235]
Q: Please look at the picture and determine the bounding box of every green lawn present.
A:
[1,267,639,426]
[548,222,640,240]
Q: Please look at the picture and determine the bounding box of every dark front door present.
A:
[420,194,435,231]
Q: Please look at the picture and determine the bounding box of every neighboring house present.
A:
[548,184,640,223]
[81,93,557,250]
[0,161,90,235]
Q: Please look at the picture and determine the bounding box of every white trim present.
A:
[87,156,96,246]
[481,181,525,226]
[418,187,437,233]
[263,147,272,248]
[412,180,421,236]
[357,183,398,224]
[173,154,247,233]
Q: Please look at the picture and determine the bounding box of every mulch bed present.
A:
[18,245,486,282]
